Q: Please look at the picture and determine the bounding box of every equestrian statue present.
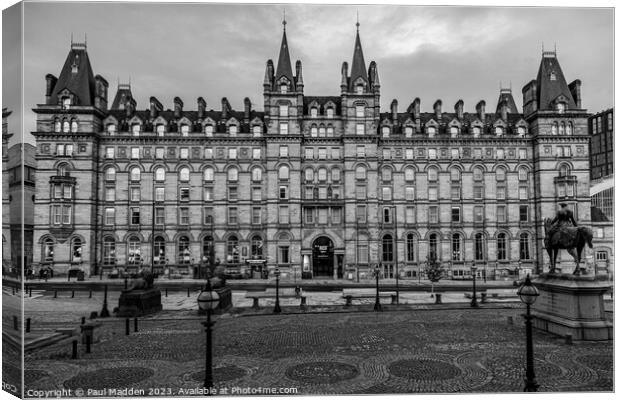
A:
[544,203,593,275]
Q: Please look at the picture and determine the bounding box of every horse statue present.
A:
[544,218,593,275]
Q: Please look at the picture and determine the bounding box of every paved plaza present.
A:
[5,285,612,395]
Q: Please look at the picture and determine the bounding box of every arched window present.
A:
[229,125,238,136]
[280,83,288,93]
[319,126,326,137]
[552,122,558,135]
[227,235,239,263]
[473,167,484,181]
[519,233,530,260]
[474,233,485,261]
[429,233,438,260]
[556,103,565,113]
[251,235,263,257]
[451,233,462,261]
[497,233,507,260]
[450,126,459,137]
[405,126,414,137]
[326,107,334,118]
[70,237,82,262]
[181,124,190,137]
[331,167,341,182]
[127,236,141,265]
[204,125,214,137]
[404,167,415,182]
[450,167,460,181]
[107,124,116,135]
[406,233,415,262]
[154,167,165,182]
[54,119,61,132]
[356,84,364,94]
[204,167,214,182]
[310,107,318,118]
[428,167,438,182]
[318,167,327,181]
[566,122,573,135]
[355,166,366,180]
[518,167,529,181]
[252,125,262,137]
[156,124,165,136]
[104,166,116,181]
[496,167,506,181]
[178,236,191,264]
[559,164,571,177]
[326,126,334,136]
[517,126,526,136]
[132,124,141,136]
[102,237,116,265]
[57,163,70,177]
[202,236,214,262]
[43,238,54,262]
[381,167,392,182]
[129,167,141,181]
[495,126,504,136]
[62,120,70,133]
[70,119,78,133]
[427,126,436,136]
[179,167,190,182]
[278,165,289,180]
[559,122,565,135]
[62,97,71,108]
[472,126,481,137]
[382,126,390,138]
[249,167,261,182]
[382,234,394,262]
[227,167,238,182]
[153,236,166,264]
[310,125,318,137]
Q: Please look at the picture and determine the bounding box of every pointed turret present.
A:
[110,83,133,110]
[534,50,577,110]
[295,60,304,88]
[348,22,369,92]
[495,87,519,115]
[275,20,295,91]
[48,40,96,106]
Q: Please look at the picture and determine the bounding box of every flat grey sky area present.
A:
[2,2,614,145]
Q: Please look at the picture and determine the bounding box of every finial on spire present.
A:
[356,10,360,31]
[283,9,286,30]
[542,42,544,53]
[554,42,557,53]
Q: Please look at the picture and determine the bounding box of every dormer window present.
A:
[252,125,262,137]
[132,124,141,136]
[107,124,117,136]
[229,125,238,136]
[382,126,390,138]
[280,83,288,93]
[405,126,413,137]
[310,107,318,118]
[62,97,71,109]
[326,108,334,118]
[517,126,526,137]
[62,120,70,133]
[450,126,459,137]
[472,126,481,137]
[550,72,557,81]
[156,124,165,137]
[495,126,504,136]
[204,125,214,137]
[356,84,364,94]
[427,126,436,137]
[556,103,565,114]
[181,125,190,137]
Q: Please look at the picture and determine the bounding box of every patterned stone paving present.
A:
[17,308,613,395]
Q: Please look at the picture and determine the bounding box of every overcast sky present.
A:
[2,2,614,146]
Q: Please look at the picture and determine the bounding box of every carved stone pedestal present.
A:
[532,273,612,341]
[117,288,163,317]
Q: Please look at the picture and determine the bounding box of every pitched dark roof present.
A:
[110,85,133,110]
[535,53,577,110]
[275,29,295,89]
[495,90,520,114]
[349,30,368,91]
[303,96,342,115]
[49,47,96,106]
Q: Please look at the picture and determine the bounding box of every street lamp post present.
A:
[197,281,220,391]
[273,268,281,314]
[374,264,382,312]
[470,262,479,308]
[100,284,110,317]
[517,274,540,392]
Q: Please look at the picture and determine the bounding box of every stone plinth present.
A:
[117,288,162,317]
[532,273,612,341]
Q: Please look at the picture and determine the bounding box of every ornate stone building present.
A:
[31,24,592,280]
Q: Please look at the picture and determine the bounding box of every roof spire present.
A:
[348,19,368,91]
[356,10,360,31]
[283,9,286,30]
[275,15,295,90]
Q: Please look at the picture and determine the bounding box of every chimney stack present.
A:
[244,97,252,121]
[125,97,136,118]
[197,97,206,119]
[150,96,162,119]
[569,79,582,109]
[455,99,464,120]
[295,60,304,89]
[433,100,442,121]
[476,100,486,121]
[390,99,398,123]
[94,75,108,111]
[173,97,183,119]
[45,74,57,104]
[221,97,230,120]
[340,62,348,93]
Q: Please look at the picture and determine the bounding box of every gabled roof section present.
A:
[111,84,133,110]
[495,88,520,114]
[49,44,96,106]
[535,51,577,110]
[349,27,368,91]
[275,24,295,89]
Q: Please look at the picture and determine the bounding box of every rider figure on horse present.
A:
[550,203,577,230]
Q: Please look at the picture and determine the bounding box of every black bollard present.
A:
[187,287,190,297]
[28,287,31,297]
[26,318,31,333]
[11,287,14,295]
[54,290,57,298]
[71,290,75,298]
[165,288,168,297]
[72,340,78,359]
[134,317,138,332]
[81,316,86,325]
[124,277,128,290]
[86,335,91,354]
[13,316,18,331]
[89,290,92,298]
[125,318,130,335]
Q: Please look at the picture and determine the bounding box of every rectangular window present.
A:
[382,187,392,200]
[228,186,238,201]
[252,207,261,224]
[382,149,391,159]
[318,208,328,224]
[356,123,365,135]
[52,205,61,225]
[130,187,141,202]
[519,186,528,200]
[228,207,238,224]
[228,148,237,159]
[252,187,261,201]
[356,145,365,157]
[356,105,364,118]
[383,208,393,223]
[204,207,214,224]
[406,206,415,223]
[497,205,506,223]
[179,208,189,225]
[331,208,341,224]
[279,186,288,200]
[106,147,114,158]
[278,246,290,264]
[319,187,327,199]
[496,149,505,159]
[53,185,62,199]
[279,206,289,224]
[451,207,461,223]
[155,187,165,202]
[305,148,314,159]
[252,148,261,159]
[131,207,140,225]
[473,185,483,200]
[318,148,327,160]
[428,149,437,159]
[155,147,165,159]
[496,185,506,200]
[305,208,314,224]
[105,187,115,202]
[56,144,65,155]
[451,185,460,200]
[155,207,165,225]
[279,105,288,117]
[356,185,366,200]
[519,149,527,159]
[474,206,484,223]
[474,148,482,159]
[428,187,438,201]
[131,147,140,159]
[105,208,115,225]
[429,206,438,224]
[451,148,460,159]
[405,148,414,160]
[279,122,289,135]
[65,144,74,156]
[358,244,369,264]
[204,148,213,159]
[180,148,189,159]
[331,148,340,159]
[279,146,288,157]
[356,205,366,223]
[405,187,415,201]
[180,187,190,201]
[519,205,529,222]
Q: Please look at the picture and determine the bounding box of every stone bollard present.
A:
[434,293,442,304]
[54,290,57,298]
[187,288,190,297]
[72,340,78,359]
[391,294,397,305]
[71,290,75,298]
[89,290,92,298]
[252,297,260,310]
[81,317,86,325]
[345,296,353,307]
[165,288,168,297]
[481,293,487,303]
[300,296,307,311]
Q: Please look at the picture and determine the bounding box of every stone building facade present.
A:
[2,108,13,270]
[31,25,592,280]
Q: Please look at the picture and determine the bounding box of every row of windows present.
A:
[105,146,264,160]
[379,124,527,138]
[103,165,291,182]
[53,119,78,133]
[105,122,264,137]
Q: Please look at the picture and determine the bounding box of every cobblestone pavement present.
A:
[21,308,613,395]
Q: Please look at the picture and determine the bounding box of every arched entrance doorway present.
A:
[312,236,334,277]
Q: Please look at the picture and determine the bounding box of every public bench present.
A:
[342,290,397,306]
[245,290,307,310]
